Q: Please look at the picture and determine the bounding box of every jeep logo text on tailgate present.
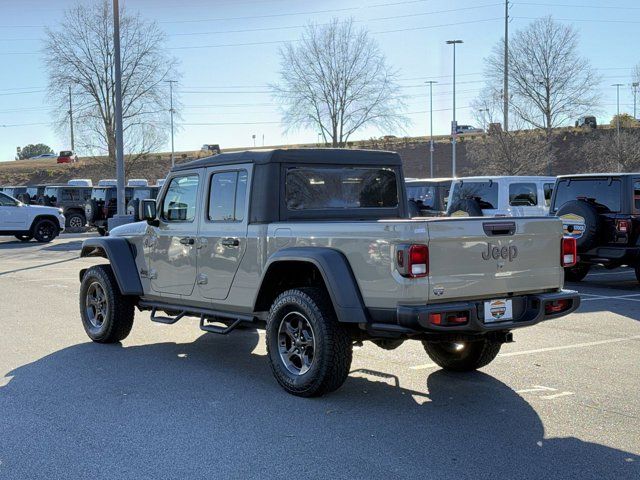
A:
[482,243,518,261]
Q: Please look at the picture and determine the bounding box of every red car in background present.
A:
[57,150,77,164]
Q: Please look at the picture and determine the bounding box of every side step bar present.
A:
[140,300,254,335]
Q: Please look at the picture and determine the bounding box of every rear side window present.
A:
[634,180,640,211]
[553,178,622,212]
[450,181,498,210]
[286,167,398,210]
[544,183,554,207]
[162,175,199,222]
[208,170,247,222]
[509,183,538,206]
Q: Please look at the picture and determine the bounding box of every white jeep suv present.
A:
[0,192,65,242]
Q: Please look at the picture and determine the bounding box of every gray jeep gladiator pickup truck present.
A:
[78,149,580,397]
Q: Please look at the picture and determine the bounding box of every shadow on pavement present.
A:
[0,332,637,479]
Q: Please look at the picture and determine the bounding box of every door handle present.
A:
[179,237,195,245]
[221,237,240,247]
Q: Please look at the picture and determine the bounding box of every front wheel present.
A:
[266,288,353,397]
[422,339,501,372]
[79,265,135,343]
[32,218,58,243]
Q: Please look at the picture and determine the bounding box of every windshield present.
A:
[44,187,58,198]
[407,185,437,209]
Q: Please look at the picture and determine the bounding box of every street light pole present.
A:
[68,85,75,152]
[112,0,125,217]
[425,80,437,178]
[446,40,463,178]
[165,80,177,168]
[613,83,623,172]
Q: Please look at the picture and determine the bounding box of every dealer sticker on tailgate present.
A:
[484,299,513,323]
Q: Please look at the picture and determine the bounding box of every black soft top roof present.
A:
[172,148,401,172]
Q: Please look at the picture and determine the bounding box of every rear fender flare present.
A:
[255,247,367,324]
[80,237,143,296]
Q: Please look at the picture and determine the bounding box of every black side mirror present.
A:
[141,198,159,226]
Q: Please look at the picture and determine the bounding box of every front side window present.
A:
[509,183,538,207]
[208,170,248,222]
[450,181,498,210]
[44,187,59,201]
[286,167,398,210]
[0,192,18,206]
[407,185,436,209]
[162,175,199,222]
[91,188,107,201]
[553,178,622,213]
[634,180,640,211]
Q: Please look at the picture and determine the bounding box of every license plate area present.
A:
[484,299,513,323]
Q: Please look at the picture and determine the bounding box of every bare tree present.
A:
[272,18,407,147]
[44,0,178,173]
[477,17,599,173]
[578,129,640,173]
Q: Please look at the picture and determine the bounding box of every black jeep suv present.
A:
[39,185,93,230]
[85,185,159,235]
[550,173,640,282]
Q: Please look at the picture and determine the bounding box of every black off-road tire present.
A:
[79,265,135,343]
[32,218,58,243]
[15,234,32,242]
[66,212,86,231]
[422,339,502,372]
[564,263,591,282]
[266,287,353,397]
[448,198,483,217]
[556,200,600,251]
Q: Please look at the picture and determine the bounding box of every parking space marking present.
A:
[516,385,556,394]
[582,295,640,303]
[409,335,640,370]
[540,391,575,400]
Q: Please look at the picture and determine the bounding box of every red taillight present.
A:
[545,299,571,314]
[408,244,429,277]
[429,311,469,326]
[616,219,631,234]
[561,237,577,267]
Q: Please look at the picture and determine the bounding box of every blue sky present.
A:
[0,0,638,161]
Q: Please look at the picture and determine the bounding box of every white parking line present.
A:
[409,335,640,370]
[587,270,634,277]
[516,385,556,394]
[582,295,640,302]
[540,391,575,400]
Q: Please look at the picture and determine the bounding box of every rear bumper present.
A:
[580,247,640,265]
[369,290,580,335]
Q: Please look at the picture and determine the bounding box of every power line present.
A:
[514,16,640,25]
[517,2,640,11]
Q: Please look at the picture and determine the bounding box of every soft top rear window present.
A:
[286,166,398,210]
[553,178,622,213]
[450,181,498,210]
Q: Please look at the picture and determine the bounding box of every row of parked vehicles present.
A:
[0,178,164,240]
[406,173,640,283]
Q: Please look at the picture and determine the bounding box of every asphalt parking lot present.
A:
[0,233,638,479]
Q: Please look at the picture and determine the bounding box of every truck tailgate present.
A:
[426,217,563,302]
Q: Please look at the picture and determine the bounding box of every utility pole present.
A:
[165,80,177,168]
[633,82,639,119]
[503,0,509,132]
[112,0,126,217]
[446,40,463,177]
[68,85,74,151]
[425,80,437,178]
[613,83,623,172]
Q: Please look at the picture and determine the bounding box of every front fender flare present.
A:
[257,247,368,324]
[80,237,143,296]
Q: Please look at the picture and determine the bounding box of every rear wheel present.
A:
[422,339,501,372]
[564,263,590,282]
[266,287,353,397]
[79,265,134,343]
[66,212,86,230]
[32,218,58,243]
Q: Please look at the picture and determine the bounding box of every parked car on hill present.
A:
[455,125,483,135]
[447,176,556,217]
[575,116,597,129]
[550,173,640,282]
[29,153,58,160]
[201,144,221,155]
[77,148,579,397]
[405,178,452,217]
[56,150,77,164]
[0,191,65,242]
